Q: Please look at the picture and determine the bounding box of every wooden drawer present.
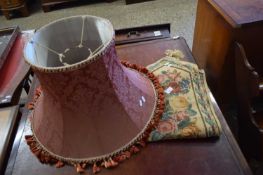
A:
[115,23,170,45]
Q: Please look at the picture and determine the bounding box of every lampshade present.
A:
[23,16,164,173]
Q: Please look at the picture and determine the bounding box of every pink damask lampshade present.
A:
[23,16,164,173]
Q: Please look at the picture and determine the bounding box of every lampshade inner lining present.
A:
[24,16,113,68]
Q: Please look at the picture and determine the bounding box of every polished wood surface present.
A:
[0,106,19,174]
[237,24,263,76]
[4,37,252,175]
[41,0,116,12]
[193,0,234,105]
[0,0,24,9]
[192,0,263,107]
[41,0,76,12]
[117,38,195,66]
[0,0,29,19]
[235,43,263,160]
[208,0,263,27]
[115,23,170,45]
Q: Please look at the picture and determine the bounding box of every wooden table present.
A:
[0,0,29,19]
[0,106,19,174]
[3,36,252,175]
[192,0,263,107]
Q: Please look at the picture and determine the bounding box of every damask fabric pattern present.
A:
[147,56,221,141]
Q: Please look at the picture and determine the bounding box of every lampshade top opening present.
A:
[24,15,114,69]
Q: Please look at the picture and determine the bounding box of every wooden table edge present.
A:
[0,106,19,174]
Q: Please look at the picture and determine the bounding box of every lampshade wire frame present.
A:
[31,40,66,66]
[30,39,106,67]
[29,16,106,67]
[78,16,85,48]
[32,43,40,65]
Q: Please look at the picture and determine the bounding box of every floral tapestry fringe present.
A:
[25,61,165,174]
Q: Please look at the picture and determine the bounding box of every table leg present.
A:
[2,10,11,20]
[20,5,29,17]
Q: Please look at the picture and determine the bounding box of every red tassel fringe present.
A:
[25,61,164,174]
[27,86,42,110]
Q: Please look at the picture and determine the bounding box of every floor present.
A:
[0,0,197,48]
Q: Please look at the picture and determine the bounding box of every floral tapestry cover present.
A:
[147,56,221,141]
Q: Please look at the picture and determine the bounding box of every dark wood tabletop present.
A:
[4,37,252,175]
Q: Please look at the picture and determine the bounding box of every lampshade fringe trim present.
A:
[25,61,165,174]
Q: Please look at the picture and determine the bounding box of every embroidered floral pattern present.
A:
[147,56,221,141]
[157,119,177,134]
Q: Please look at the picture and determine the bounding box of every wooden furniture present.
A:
[41,0,115,12]
[41,0,75,12]
[235,42,263,160]
[0,106,19,174]
[0,27,20,71]
[0,0,29,19]
[0,30,33,107]
[3,28,252,174]
[125,0,153,5]
[192,0,263,108]
[0,29,33,175]
[115,23,170,45]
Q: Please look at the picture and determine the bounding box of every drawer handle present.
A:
[127,31,140,37]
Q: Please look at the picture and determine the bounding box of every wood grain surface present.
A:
[192,0,263,107]
[208,0,263,27]
[4,37,252,175]
[0,106,19,174]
